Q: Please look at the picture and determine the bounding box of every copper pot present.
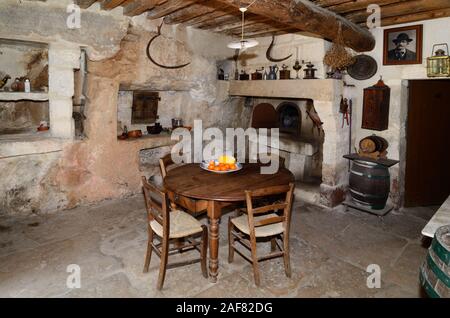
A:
[127,130,142,138]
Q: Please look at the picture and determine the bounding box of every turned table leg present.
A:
[207,200,221,283]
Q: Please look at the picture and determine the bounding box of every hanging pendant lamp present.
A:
[227,7,258,50]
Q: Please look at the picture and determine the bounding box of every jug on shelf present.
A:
[268,65,278,80]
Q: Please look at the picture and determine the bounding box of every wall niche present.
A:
[0,39,49,136]
[117,89,162,136]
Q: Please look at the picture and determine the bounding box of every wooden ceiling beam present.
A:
[228,21,289,36]
[122,0,164,16]
[214,0,375,52]
[195,14,242,29]
[181,7,235,26]
[328,0,408,14]
[163,0,223,24]
[358,7,450,27]
[147,0,203,20]
[245,28,299,38]
[345,0,450,23]
[208,16,268,33]
[75,0,98,9]
[313,0,353,8]
[100,0,127,10]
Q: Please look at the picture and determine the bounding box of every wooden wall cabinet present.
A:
[362,79,390,131]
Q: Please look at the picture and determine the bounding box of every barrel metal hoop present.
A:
[432,238,450,265]
[426,254,450,288]
[420,266,441,298]
[354,160,378,168]
[349,188,387,199]
[350,170,390,180]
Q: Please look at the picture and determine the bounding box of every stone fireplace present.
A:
[229,79,347,207]
[250,99,320,184]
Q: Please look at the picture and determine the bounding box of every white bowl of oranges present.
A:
[200,155,242,173]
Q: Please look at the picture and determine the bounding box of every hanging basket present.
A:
[323,23,355,71]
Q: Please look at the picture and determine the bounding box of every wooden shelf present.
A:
[228,79,342,102]
[0,92,49,101]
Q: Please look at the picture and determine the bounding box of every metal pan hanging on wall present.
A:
[347,54,377,80]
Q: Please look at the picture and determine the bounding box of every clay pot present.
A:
[37,124,49,131]
[11,78,24,91]
[127,130,142,138]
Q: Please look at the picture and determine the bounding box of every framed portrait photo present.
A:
[383,24,423,65]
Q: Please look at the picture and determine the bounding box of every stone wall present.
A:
[236,33,330,80]
[0,2,248,216]
[344,17,450,208]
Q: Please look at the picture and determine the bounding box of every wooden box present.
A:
[280,70,291,80]
[362,79,390,131]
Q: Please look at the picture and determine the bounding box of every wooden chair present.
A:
[228,183,295,286]
[141,176,208,290]
[159,153,175,179]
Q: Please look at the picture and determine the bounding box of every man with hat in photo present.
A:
[388,33,416,61]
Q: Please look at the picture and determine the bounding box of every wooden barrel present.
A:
[349,160,390,210]
[359,135,388,154]
[420,225,450,298]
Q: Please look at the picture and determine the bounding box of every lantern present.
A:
[427,43,450,77]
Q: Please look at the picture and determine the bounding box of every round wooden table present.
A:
[164,163,294,282]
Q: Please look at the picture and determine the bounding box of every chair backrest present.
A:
[159,153,175,179]
[244,183,295,236]
[142,176,169,232]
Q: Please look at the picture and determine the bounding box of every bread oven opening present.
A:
[250,100,324,191]
[278,102,301,137]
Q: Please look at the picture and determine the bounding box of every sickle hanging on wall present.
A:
[266,35,293,62]
[146,21,191,69]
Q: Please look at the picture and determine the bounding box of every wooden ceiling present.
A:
[76,0,450,46]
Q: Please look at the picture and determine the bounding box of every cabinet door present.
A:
[362,89,389,131]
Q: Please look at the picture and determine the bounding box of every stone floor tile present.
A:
[64,272,142,298]
[195,272,273,298]
[0,231,122,297]
[295,257,377,298]
[0,197,430,298]
[323,222,409,271]
[347,209,428,241]
[0,219,40,257]
[400,206,439,222]
[383,242,428,294]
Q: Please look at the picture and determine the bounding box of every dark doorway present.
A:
[405,79,450,207]
[277,102,301,137]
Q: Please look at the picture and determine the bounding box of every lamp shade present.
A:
[227,39,259,50]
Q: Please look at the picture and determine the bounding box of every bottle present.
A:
[24,78,31,93]
[11,78,20,91]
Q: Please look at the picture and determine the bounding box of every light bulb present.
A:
[227,39,259,50]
